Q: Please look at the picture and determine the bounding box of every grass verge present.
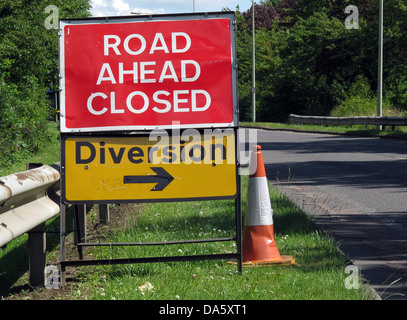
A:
[0,122,375,300]
[1,185,374,300]
[240,121,407,139]
[61,176,372,300]
[1,177,373,300]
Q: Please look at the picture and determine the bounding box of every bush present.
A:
[0,76,51,168]
[329,76,402,117]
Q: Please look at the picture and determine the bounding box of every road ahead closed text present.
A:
[60,18,236,132]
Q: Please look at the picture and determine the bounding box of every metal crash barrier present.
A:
[0,163,60,286]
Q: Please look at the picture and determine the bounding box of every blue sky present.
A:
[90,0,253,16]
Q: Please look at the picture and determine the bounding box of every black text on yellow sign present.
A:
[62,131,237,203]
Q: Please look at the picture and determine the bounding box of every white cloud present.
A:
[91,0,108,7]
[90,0,111,16]
[112,0,130,15]
[90,0,130,16]
[130,7,166,15]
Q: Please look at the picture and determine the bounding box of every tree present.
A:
[0,0,91,167]
[0,0,91,89]
[236,0,407,122]
[381,0,407,108]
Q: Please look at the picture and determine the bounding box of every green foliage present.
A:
[330,76,401,117]
[0,0,91,169]
[380,0,407,108]
[236,0,407,122]
[330,76,377,117]
[0,77,50,166]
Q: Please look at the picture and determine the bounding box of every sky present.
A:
[90,0,253,17]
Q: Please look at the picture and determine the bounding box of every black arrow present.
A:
[123,167,174,191]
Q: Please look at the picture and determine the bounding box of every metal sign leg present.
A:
[59,202,66,286]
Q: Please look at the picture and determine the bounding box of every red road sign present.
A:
[59,13,238,132]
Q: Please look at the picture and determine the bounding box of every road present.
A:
[247,128,407,300]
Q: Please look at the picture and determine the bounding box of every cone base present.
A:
[242,225,281,263]
[243,255,296,267]
[227,255,295,267]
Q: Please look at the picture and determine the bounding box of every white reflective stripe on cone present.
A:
[245,177,274,227]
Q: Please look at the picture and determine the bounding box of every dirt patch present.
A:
[2,203,144,300]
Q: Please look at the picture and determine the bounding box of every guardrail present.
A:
[0,163,61,247]
[0,163,112,288]
[289,114,407,130]
[0,163,61,286]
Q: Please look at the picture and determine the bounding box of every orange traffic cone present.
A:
[242,145,295,266]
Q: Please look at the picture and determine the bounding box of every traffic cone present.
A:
[242,145,295,266]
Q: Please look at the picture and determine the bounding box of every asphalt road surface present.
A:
[245,128,407,300]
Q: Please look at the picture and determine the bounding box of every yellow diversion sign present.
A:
[62,130,237,203]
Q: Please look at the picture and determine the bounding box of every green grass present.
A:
[61,176,373,300]
[0,121,375,300]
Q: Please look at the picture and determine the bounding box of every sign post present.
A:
[59,12,242,279]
